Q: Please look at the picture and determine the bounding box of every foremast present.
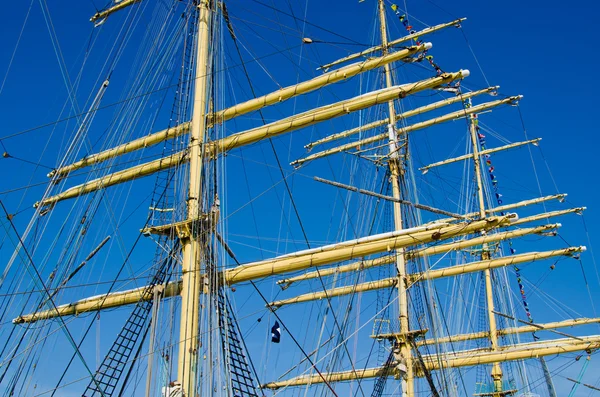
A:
[377,0,412,395]
[178,0,212,396]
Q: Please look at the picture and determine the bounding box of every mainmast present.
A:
[467,100,513,396]
[377,1,412,395]
[178,0,212,395]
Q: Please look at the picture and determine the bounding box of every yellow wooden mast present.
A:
[432,193,567,224]
[420,138,541,173]
[466,98,511,395]
[381,317,600,345]
[377,1,413,394]
[177,0,211,394]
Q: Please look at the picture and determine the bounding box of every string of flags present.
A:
[465,98,538,339]
[390,4,443,75]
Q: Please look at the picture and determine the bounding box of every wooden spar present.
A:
[49,123,191,177]
[420,138,541,173]
[34,152,188,208]
[267,247,584,308]
[277,223,560,289]
[431,194,568,225]
[277,256,394,288]
[211,42,432,124]
[263,367,393,390]
[292,96,522,167]
[35,72,467,209]
[373,317,600,345]
[409,246,584,282]
[49,45,429,178]
[36,236,111,309]
[15,217,514,323]
[17,221,555,324]
[90,0,141,23]
[492,310,585,342]
[566,378,600,392]
[510,207,586,226]
[224,216,511,284]
[421,335,600,370]
[408,224,561,261]
[270,278,397,308]
[314,176,464,219]
[318,18,466,71]
[208,70,469,156]
[261,335,600,389]
[305,86,499,150]
[13,282,182,323]
[490,194,566,213]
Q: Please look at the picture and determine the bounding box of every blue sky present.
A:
[0,0,599,396]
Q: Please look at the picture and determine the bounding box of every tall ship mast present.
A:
[0,1,598,396]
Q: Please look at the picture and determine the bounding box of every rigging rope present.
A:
[465,96,564,395]
[567,355,590,397]
[222,247,339,396]
[466,98,539,333]
[390,4,443,75]
[222,5,369,395]
[251,0,367,46]
[0,201,106,396]
[0,43,304,144]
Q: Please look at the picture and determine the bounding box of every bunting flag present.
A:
[271,321,281,343]
[390,4,444,75]
[465,96,538,339]
[425,55,443,76]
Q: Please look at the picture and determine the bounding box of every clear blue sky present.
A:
[0,0,598,396]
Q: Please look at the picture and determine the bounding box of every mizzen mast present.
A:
[466,100,514,396]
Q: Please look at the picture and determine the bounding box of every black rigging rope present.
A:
[250,0,369,46]
[222,4,373,395]
[223,244,339,396]
[45,155,183,396]
[0,44,303,144]
[408,338,441,397]
[0,200,106,396]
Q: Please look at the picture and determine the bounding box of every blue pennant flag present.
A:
[271,321,281,343]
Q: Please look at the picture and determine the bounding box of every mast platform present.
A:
[140,213,214,239]
[474,381,518,396]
